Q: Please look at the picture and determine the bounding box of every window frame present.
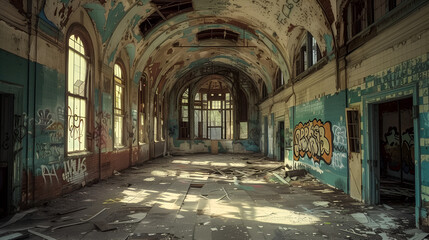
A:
[113,62,126,148]
[138,74,147,144]
[66,27,93,154]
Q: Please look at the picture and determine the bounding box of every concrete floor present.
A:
[0,153,427,240]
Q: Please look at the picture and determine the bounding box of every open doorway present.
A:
[378,97,415,205]
[264,116,268,156]
[0,93,14,216]
[278,121,285,161]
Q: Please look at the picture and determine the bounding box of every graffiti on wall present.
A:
[381,126,414,174]
[34,106,66,186]
[67,106,85,143]
[41,163,59,184]
[89,111,111,150]
[62,157,87,185]
[36,109,54,131]
[276,0,301,24]
[293,119,333,164]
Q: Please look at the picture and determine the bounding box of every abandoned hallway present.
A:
[1,0,429,238]
[0,153,425,239]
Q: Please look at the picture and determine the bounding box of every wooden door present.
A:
[347,109,362,201]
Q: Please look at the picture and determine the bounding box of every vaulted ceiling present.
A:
[42,0,337,95]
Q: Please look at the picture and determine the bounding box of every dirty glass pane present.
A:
[67,96,86,152]
[114,115,123,147]
[240,122,248,139]
[68,45,87,96]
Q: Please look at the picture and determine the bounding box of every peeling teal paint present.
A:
[323,34,333,54]
[108,47,117,64]
[84,2,127,43]
[292,91,348,192]
[134,71,142,85]
[38,7,57,29]
[125,44,136,69]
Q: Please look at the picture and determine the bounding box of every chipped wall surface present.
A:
[291,91,348,192]
[0,0,429,228]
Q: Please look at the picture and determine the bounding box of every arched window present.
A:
[154,89,159,141]
[196,80,233,140]
[275,69,285,90]
[179,88,190,139]
[262,82,268,99]
[139,74,147,143]
[295,32,321,76]
[114,63,125,147]
[67,33,90,152]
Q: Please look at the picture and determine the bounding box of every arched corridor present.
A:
[0,0,429,237]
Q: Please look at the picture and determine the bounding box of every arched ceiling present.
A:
[43,0,336,95]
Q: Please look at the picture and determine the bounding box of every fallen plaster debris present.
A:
[109,212,148,225]
[51,208,108,231]
[383,204,393,210]
[57,206,87,215]
[28,229,57,240]
[94,221,117,232]
[409,232,429,240]
[313,201,330,208]
[379,232,394,240]
[273,173,290,185]
[222,187,231,200]
[340,229,367,237]
[0,208,38,229]
[0,232,28,240]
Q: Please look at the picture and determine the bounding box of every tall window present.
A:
[295,32,321,76]
[139,75,147,143]
[275,69,285,90]
[154,89,158,141]
[348,0,403,38]
[67,34,89,152]
[179,88,190,139]
[197,80,233,140]
[114,63,125,147]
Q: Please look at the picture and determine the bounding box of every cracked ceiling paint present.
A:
[41,0,335,95]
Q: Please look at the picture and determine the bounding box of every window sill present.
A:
[67,150,92,158]
[293,56,328,83]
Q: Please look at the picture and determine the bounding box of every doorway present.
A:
[278,121,285,161]
[264,116,268,156]
[378,97,415,205]
[0,93,14,216]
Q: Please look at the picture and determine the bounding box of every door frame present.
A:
[346,107,362,201]
[362,83,421,227]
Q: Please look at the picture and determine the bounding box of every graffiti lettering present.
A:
[332,125,347,149]
[36,109,54,130]
[90,111,111,150]
[36,143,51,159]
[67,106,85,143]
[41,164,59,184]
[293,119,333,164]
[331,152,346,169]
[14,114,28,143]
[276,0,301,24]
[62,157,87,184]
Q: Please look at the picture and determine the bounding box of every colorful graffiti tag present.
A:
[293,119,333,164]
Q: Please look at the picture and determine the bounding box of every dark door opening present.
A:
[0,93,14,216]
[378,97,415,205]
[264,116,268,156]
[279,121,285,161]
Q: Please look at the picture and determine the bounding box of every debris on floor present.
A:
[0,153,424,240]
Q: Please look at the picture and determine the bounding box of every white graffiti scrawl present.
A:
[62,157,87,184]
[41,164,59,184]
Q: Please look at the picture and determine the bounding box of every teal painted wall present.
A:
[347,53,429,221]
[291,91,348,193]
